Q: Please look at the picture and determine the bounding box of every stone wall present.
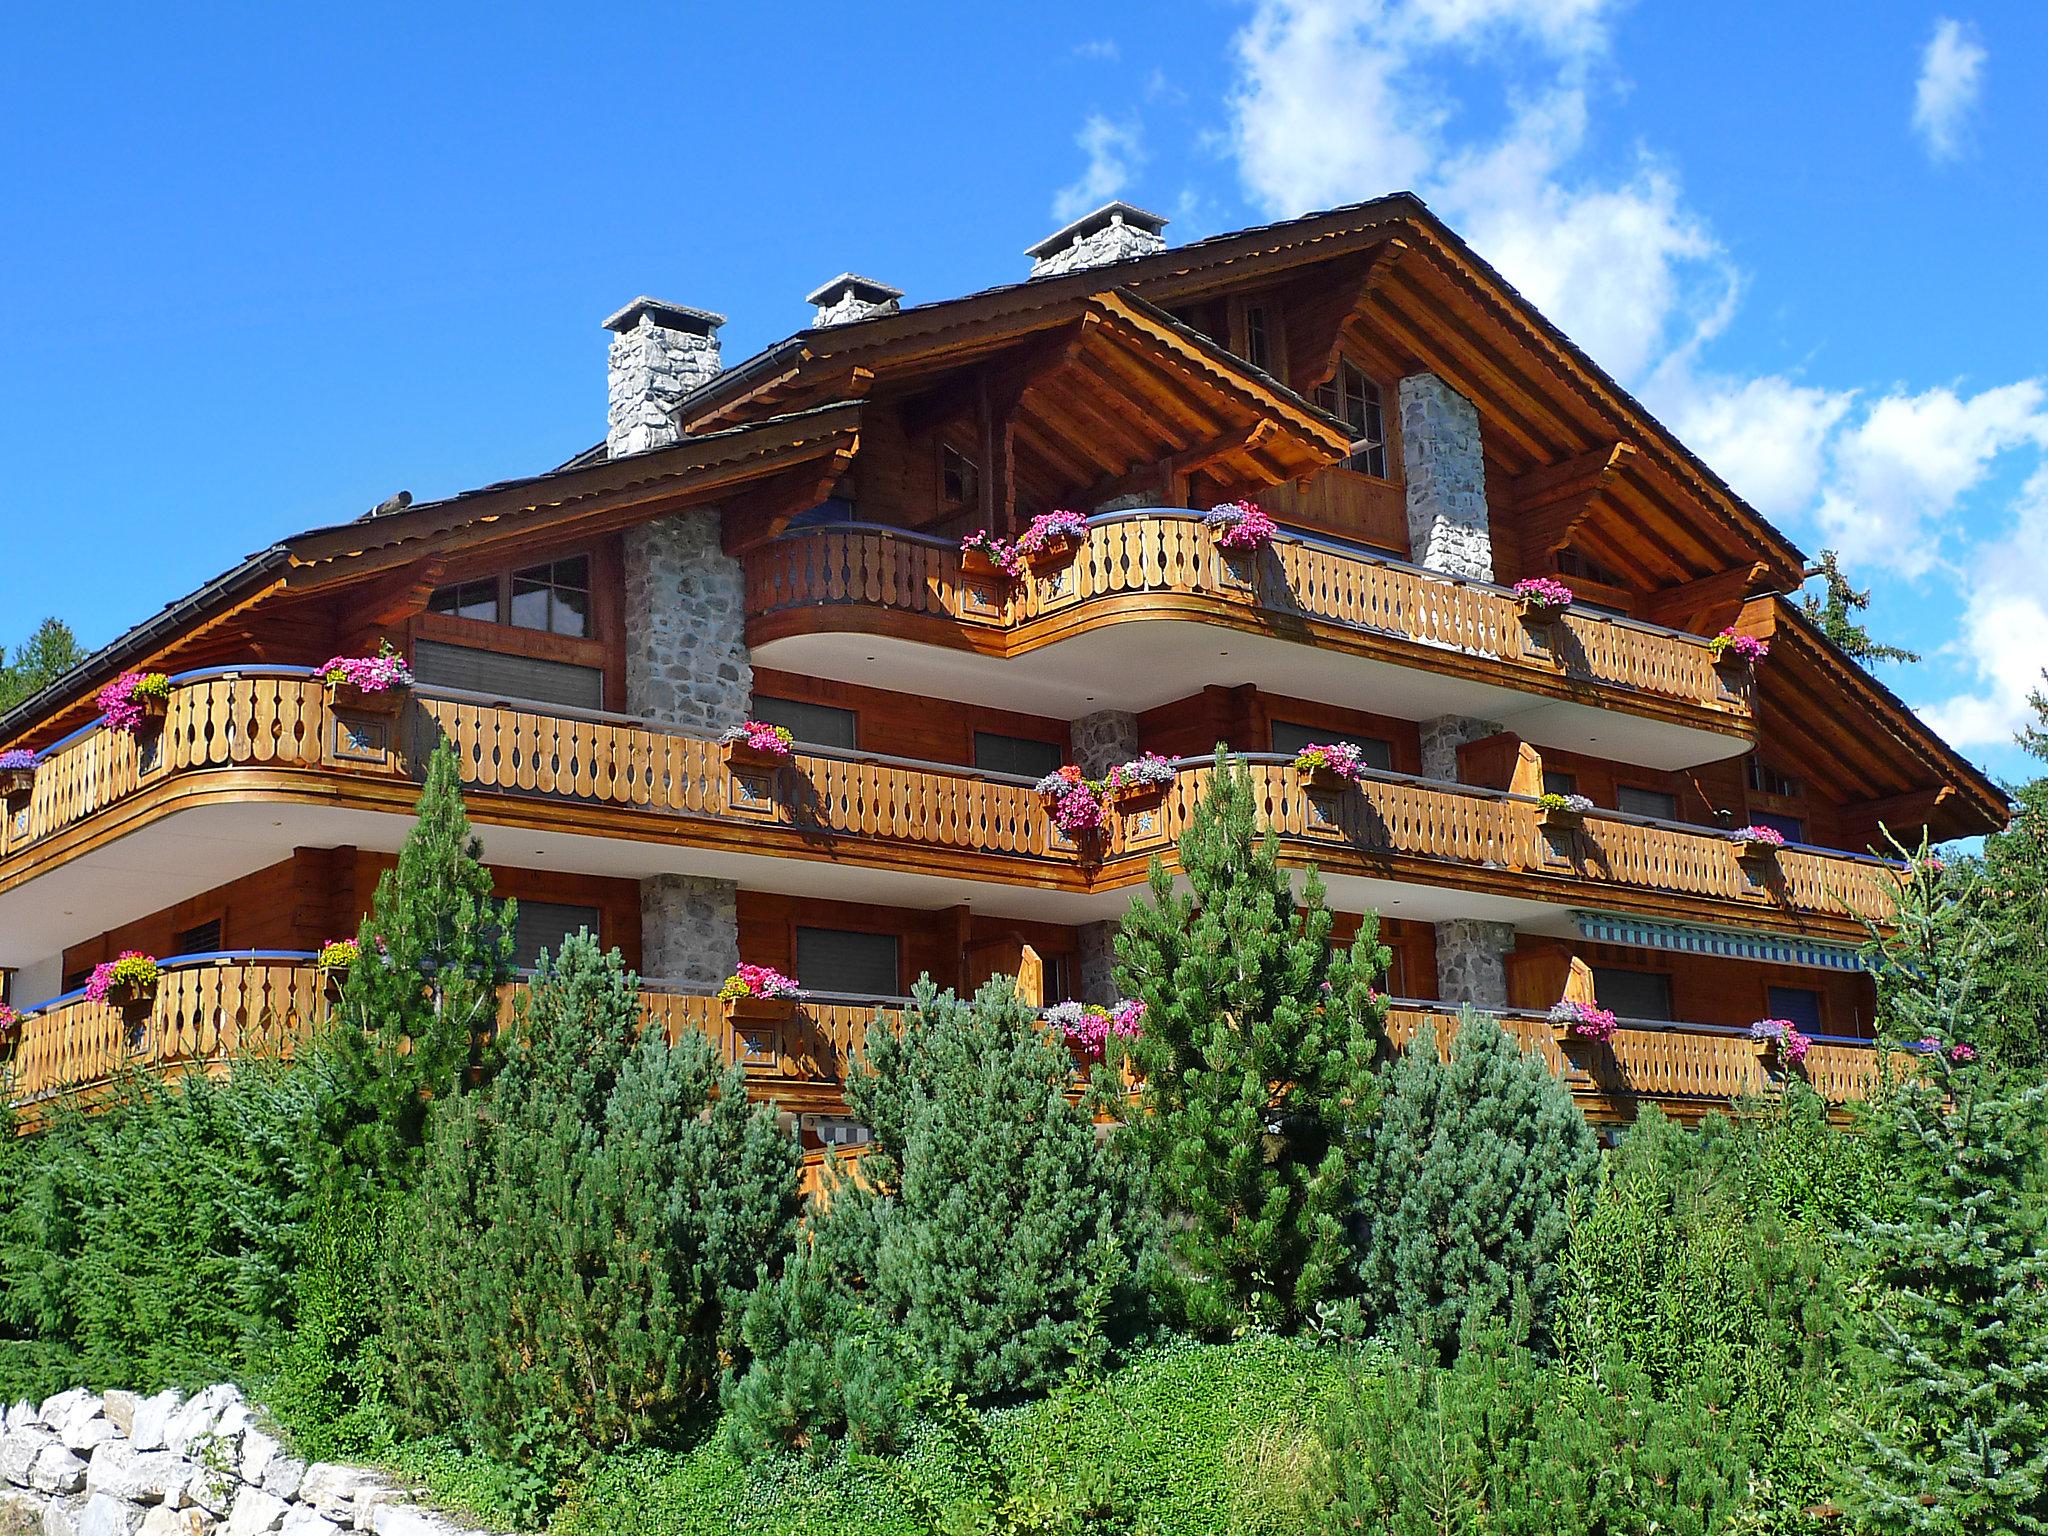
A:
[1398,373,1494,581]
[622,512,753,735]
[1434,918,1517,1010]
[604,305,722,458]
[0,1384,493,1536]
[1068,711,1141,779]
[1076,921,1120,1007]
[1418,715,1505,783]
[639,874,740,990]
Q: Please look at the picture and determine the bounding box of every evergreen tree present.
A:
[1114,750,1389,1332]
[1839,863,2048,1533]
[1968,780,2048,1067]
[1358,1009,1596,1356]
[384,933,802,1471]
[2019,669,2048,764]
[320,739,515,1179]
[1802,549,1920,665]
[0,618,87,713]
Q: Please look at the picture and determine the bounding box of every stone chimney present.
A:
[603,297,726,457]
[807,273,904,327]
[1025,200,1168,279]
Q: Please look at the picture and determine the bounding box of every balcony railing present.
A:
[743,513,1750,727]
[2,958,1900,1128]
[0,671,1901,934]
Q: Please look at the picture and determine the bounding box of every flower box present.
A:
[1730,825,1786,862]
[724,993,797,1024]
[1015,511,1089,573]
[320,649,414,718]
[1022,532,1082,571]
[959,546,1014,581]
[0,761,34,800]
[1303,764,1353,794]
[1113,781,1169,814]
[1549,1022,1604,1068]
[724,739,790,772]
[326,679,410,718]
[720,721,795,773]
[106,977,156,1010]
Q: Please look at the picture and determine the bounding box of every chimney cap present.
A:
[602,296,727,335]
[1024,200,1169,260]
[804,272,905,309]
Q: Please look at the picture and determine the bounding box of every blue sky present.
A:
[4,1,2044,782]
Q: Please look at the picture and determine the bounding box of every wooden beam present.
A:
[356,559,449,627]
[1509,442,1637,561]
[1639,562,1776,631]
[719,439,860,556]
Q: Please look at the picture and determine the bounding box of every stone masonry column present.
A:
[623,512,753,736]
[1419,714,1505,783]
[1434,918,1517,1010]
[604,298,724,458]
[1069,710,1141,778]
[1077,921,1120,1006]
[640,874,740,990]
[1399,373,1494,581]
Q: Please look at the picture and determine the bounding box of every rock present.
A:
[57,1419,118,1458]
[138,1512,210,1536]
[35,1395,96,1438]
[41,1496,87,1536]
[257,1457,303,1504]
[3,1405,38,1435]
[364,1509,475,1536]
[101,1395,139,1439]
[74,1495,143,1536]
[126,1397,182,1456]
[220,1490,287,1536]
[30,1445,90,1496]
[296,1467,389,1526]
[85,1445,187,1505]
[275,1512,338,1536]
[178,1463,235,1522]
[235,1431,281,1490]
[163,1390,241,1463]
[0,1427,60,1487]
[0,1490,41,1531]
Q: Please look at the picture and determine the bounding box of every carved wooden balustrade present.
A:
[743,514,1749,726]
[0,673,1901,935]
[3,959,1899,1130]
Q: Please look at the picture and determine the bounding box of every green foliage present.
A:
[1802,549,1920,666]
[1114,749,1389,1331]
[320,740,515,1182]
[1357,1009,1596,1355]
[731,976,1154,1454]
[383,932,802,1477]
[1311,1337,1749,1535]
[0,618,87,714]
[1966,779,2048,1067]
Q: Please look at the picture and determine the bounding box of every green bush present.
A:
[382,933,802,1478]
[1357,1009,1596,1355]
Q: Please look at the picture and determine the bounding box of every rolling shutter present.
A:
[413,640,604,711]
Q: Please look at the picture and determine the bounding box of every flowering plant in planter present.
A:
[720,720,795,762]
[1549,999,1619,1043]
[959,529,1024,580]
[316,937,361,971]
[0,748,35,797]
[1292,741,1373,789]
[0,1003,21,1044]
[1730,824,1787,851]
[1105,752,1175,803]
[1511,577,1576,612]
[85,951,161,1007]
[1203,499,1279,552]
[1034,765,1109,835]
[97,671,171,735]
[1708,629,1770,665]
[1749,1016,1811,1066]
[320,644,413,693]
[1015,509,1090,563]
[717,964,801,1002]
[1045,997,1145,1063]
[1536,791,1596,827]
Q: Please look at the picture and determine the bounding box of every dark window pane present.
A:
[1749,811,1805,844]
[752,696,857,750]
[173,919,222,956]
[973,731,1064,780]
[796,927,900,997]
[942,445,978,506]
[1592,968,1674,1022]
[1617,786,1679,821]
[429,580,499,623]
[1767,986,1824,1034]
[1542,769,1579,796]
[548,556,590,590]
[1270,720,1392,770]
[1244,305,1270,371]
[513,902,601,970]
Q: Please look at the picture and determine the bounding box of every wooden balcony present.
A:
[0,671,1899,944]
[2,958,1899,1130]
[743,513,1753,737]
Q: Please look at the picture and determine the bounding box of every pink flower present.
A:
[1549,1000,1618,1042]
[719,963,800,1001]
[1203,500,1279,552]
[1950,1042,1978,1063]
[1731,825,1788,848]
[96,671,170,735]
[1015,510,1090,556]
[960,529,1024,579]
[1511,577,1575,609]
[1710,628,1770,663]
[321,649,414,693]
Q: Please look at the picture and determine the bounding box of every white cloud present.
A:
[1919,467,2048,750]
[1073,38,1120,61]
[1650,370,1855,521]
[1052,115,1146,222]
[1913,18,1987,163]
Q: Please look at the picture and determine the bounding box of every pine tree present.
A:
[1802,549,1920,665]
[384,933,803,1469]
[1114,749,1389,1332]
[2019,670,2048,764]
[1358,1009,1597,1356]
[0,618,86,713]
[1969,780,2048,1067]
[1839,861,2048,1533]
[319,739,515,1179]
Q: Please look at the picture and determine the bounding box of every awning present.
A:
[1573,911,1872,973]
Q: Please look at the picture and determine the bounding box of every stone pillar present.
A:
[604,298,725,458]
[1399,373,1494,581]
[1434,918,1516,1010]
[640,874,740,989]
[1070,710,1141,778]
[623,511,753,734]
[1077,921,1120,1006]
[1419,714,1505,783]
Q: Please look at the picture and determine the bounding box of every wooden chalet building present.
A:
[0,195,2005,1132]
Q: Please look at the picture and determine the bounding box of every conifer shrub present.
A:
[1357,1009,1596,1355]
[382,933,802,1475]
[1114,748,1389,1331]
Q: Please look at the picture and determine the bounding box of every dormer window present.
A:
[1243,304,1272,372]
[1316,359,1387,478]
[429,555,592,639]
[941,444,979,507]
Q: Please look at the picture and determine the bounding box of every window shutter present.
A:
[512,902,602,970]
[794,928,901,997]
[413,640,604,711]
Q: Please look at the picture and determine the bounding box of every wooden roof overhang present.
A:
[1738,596,2008,842]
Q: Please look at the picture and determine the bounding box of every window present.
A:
[1556,548,1630,589]
[172,919,222,957]
[1242,304,1272,372]
[1270,720,1393,770]
[412,640,604,710]
[1592,967,1674,1022]
[1542,769,1579,797]
[1616,786,1679,822]
[1748,760,1803,798]
[1314,359,1387,478]
[973,731,1064,780]
[1748,811,1806,844]
[511,902,601,971]
[427,555,592,639]
[752,696,857,750]
[941,444,979,507]
[796,927,901,997]
[1767,986,1824,1035]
